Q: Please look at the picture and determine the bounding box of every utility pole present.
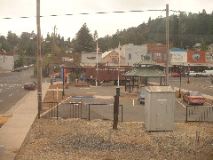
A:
[36,0,42,118]
[166,4,170,85]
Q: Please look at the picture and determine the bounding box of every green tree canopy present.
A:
[72,23,95,52]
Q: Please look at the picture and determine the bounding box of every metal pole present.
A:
[36,0,42,119]
[96,41,99,86]
[187,64,190,84]
[117,42,121,87]
[165,4,169,85]
[62,66,65,96]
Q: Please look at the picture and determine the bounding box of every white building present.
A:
[0,53,15,71]
[115,43,148,66]
[170,48,187,65]
[80,52,102,67]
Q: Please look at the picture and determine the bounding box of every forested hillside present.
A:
[1,10,213,56]
[98,10,213,51]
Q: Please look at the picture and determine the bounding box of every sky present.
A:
[0,0,213,40]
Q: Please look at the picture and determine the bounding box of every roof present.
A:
[124,66,165,77]
[102,50,113,58]
[134,59,157,66]
[170,48,186,52]
[145,86,175,93]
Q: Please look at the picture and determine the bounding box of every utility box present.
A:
[144,86,175,131]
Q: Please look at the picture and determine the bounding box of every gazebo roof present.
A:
[124,66,165,77]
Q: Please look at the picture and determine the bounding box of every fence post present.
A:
[88,104,91,121]
[113,89,120,130]
[185,106,188,122]
[80,103,82,118]
[56,102,58,120]
[121,105,123,122]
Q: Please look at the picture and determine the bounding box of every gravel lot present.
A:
[15,119,213,160]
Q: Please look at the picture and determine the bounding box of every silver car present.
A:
[138,89,146,104]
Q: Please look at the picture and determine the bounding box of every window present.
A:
[128,53,131,60]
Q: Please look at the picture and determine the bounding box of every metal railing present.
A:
[186,105,213,122]
[42,101,124,122]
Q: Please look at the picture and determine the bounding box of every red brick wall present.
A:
[187,50,206,63]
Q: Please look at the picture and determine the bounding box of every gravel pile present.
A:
[15,119,213,160]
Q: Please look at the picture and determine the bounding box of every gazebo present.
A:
[124,60,166,92]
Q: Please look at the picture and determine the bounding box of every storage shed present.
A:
[144,86,175,131]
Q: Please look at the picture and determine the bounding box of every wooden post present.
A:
[113,87,120,129]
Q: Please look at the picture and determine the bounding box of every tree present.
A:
[17,32,37,56]
[72,23,95,52]
[7,31,19,51]
[0,35,10,51]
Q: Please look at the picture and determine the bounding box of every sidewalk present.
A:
[0,83,49,160]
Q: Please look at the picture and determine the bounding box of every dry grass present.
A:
[0,116,9,127]
[15,119,213,160]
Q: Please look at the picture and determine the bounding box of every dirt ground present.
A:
[15,119,213,160]
[0,116,9,127]
[15,84,213,160]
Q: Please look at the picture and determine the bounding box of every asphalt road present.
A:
[149,76,213,96]
[0,68,35,114]
[169,76,213,95]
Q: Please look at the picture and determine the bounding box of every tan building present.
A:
[102,50,125,66]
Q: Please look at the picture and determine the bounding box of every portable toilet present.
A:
[144,86,175,131]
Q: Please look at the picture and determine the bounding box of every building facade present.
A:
[147,43,167,64]
[81,52,102,67]
[0,52,15,71]
[115,43,148,66]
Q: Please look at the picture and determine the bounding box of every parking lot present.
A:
[41,84,213,123]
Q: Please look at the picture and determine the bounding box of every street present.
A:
[0,68,35,114]
[169,76,213,96]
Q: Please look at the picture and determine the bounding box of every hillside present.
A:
[98,10,213,52]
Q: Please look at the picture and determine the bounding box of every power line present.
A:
[1,9,170,20]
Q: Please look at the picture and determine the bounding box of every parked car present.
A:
[183,91,205,105]
[204,70,213,76]
[195,70,209,77]
[188,71,198,77]
[189,70,213,77]
[24,81,37,90]
[171,72,180,77]
[138,89,146,104]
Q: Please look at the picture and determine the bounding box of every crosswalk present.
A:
[0,83,23,89]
